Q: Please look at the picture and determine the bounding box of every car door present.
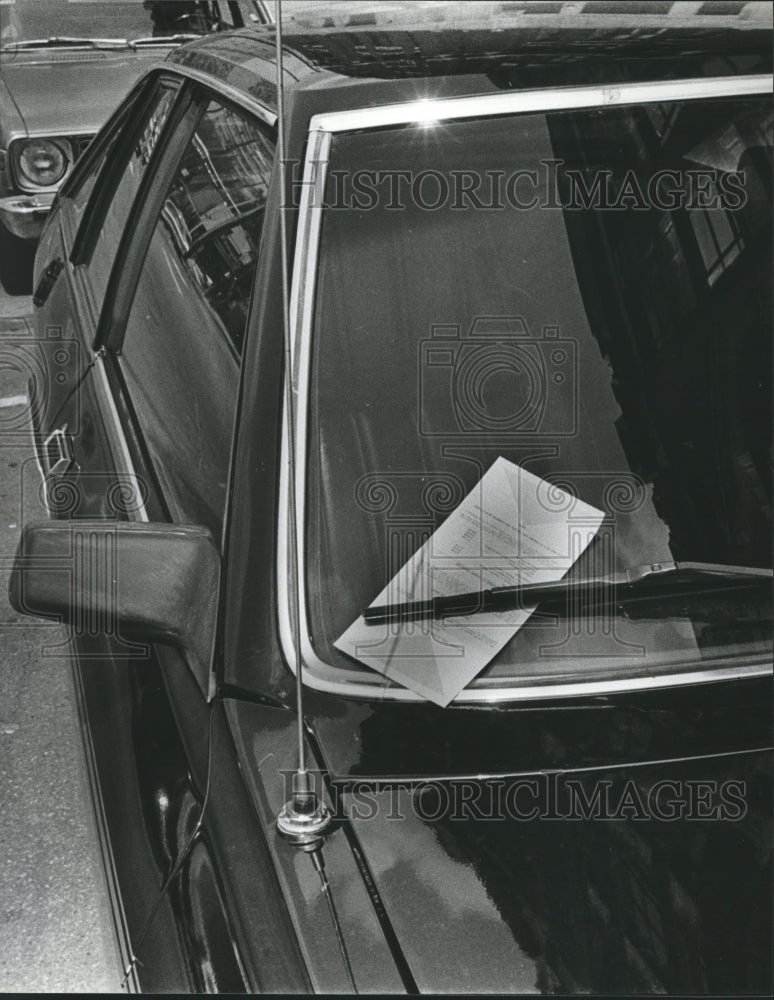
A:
[29,72,307,992]
[33,72,185,520]
[104,92,275,542]
[39,70,276,650]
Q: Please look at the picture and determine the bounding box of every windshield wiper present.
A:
[2,37,131,50]
[362,562,772,625]
[1,34,202,53]
[129,34,201,47]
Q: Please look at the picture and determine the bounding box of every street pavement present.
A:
[0,284,122,991]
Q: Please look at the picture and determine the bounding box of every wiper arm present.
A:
[363,562,772,625]
[129,35,201,48]
[2,37,130,50]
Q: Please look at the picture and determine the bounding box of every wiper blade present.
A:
[363,562,772,625]
[129,34,201,47]
[2,37,130,50]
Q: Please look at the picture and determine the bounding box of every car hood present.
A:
[316,687,772,992]
[340,754,771,993]
[228,683,772,993]
[0,49,161,136]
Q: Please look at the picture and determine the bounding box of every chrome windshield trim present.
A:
[276,621,772,701]
[278,127,330,691]
[278,75,774,704]
[309,75,773,134]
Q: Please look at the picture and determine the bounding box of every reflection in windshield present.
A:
[159,101,272,354]
[306,96,772,689]
[550,99,772,570]
[0,0,248,46]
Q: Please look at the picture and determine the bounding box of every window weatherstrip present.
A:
[90,352,150,523]
[93,91,202,353]
[279,74,774,703]
[161,62,278,129]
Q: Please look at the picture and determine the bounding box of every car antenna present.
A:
[273,0,331,850]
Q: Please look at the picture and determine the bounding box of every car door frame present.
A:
[32,67,313,992]
[92,73,277,543]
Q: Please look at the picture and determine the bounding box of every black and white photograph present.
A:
[0,0,771,993]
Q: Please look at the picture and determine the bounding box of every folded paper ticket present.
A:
[336,457,605,706]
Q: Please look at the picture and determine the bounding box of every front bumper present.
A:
[0,193,55,242]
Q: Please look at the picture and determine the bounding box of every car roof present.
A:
[167,1,772,115]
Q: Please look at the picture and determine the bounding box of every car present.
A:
[7,1,773,993]
[0,0,270,293]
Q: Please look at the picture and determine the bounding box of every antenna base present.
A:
[277,797,332,848]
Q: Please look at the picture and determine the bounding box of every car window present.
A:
[301,94,772,693]
[83,80,179,309]
[117,98,275,540]
[0,1,259,46]
[60,97,139,243]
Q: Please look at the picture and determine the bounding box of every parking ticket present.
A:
[335,457,605,706]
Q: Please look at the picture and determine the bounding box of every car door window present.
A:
[83,80,179,309]
[60,101,132,241]
[116,97,275,539]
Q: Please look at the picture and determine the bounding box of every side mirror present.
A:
[9,521,220,700]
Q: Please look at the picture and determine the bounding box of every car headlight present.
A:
[16,139,70,187]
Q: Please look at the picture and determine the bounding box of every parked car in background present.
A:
[8,1,774,993]
[0,0,269,292]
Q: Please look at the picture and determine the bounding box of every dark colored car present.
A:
[8,2,774,993]
[0,0,269,292]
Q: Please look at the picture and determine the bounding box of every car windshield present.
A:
[302,92,773,694]
[0,0,252,47]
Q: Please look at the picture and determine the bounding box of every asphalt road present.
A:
[0,283,122,991]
